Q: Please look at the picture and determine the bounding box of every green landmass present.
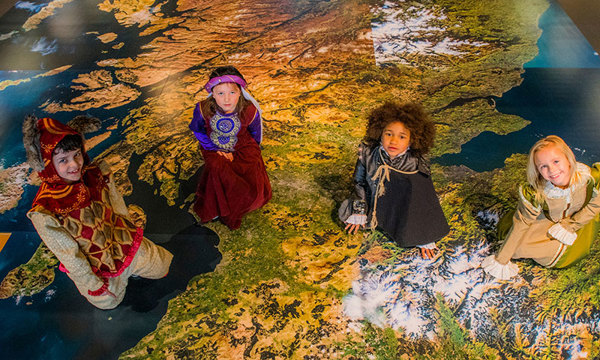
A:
[7,0,599,358]
[112,0,550,358]
[0,243,58,299]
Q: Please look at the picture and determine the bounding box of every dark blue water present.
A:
[435,2,600,171]
[0,2,219,359]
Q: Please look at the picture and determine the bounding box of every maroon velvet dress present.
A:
[189,100,272,229]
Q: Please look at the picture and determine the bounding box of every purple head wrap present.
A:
[204,75,247,93]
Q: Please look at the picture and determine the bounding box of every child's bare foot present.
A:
[420,247,438,260]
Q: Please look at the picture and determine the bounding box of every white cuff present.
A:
[346,214,367,225]
[417,242,438,250]
[548,223,576,245]
[482,255,519,280]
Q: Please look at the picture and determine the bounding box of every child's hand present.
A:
[217,151,233,161]
[344,222,364,234]
[344,214,367,234]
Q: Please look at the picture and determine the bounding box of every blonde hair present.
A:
[527,135,578,203]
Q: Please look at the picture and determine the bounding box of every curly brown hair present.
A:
[363,101,436,156]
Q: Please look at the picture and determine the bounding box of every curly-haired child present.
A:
[23,115,173,309]
[483,135,600,279]
[339,101,449,259]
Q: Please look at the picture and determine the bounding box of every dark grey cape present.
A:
[339,144,449,247]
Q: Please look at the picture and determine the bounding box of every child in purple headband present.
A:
[189,66,271,230]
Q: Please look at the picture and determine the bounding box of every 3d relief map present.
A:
[1,0,600,359]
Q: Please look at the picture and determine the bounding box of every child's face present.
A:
[381,121,410,158]
[534,144,571,188]
[52,147,84,183]
[212,82,241,114]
